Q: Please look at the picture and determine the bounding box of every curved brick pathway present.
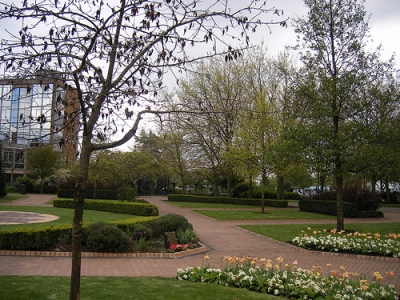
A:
[0,194,399,291]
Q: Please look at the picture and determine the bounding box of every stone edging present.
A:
[235,226,400,262]
[0,243,209,259]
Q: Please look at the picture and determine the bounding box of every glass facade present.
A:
[0,83,64,146]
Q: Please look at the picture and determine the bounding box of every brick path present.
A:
[0,194,399,292]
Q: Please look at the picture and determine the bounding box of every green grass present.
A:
[194,209,335,220]
[240,222,400,242]
[0,206,150,231]
[167,201,256,209]
[0,194,26,203]
[0,276,282,300]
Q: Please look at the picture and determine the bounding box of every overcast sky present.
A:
[260,0,400,66]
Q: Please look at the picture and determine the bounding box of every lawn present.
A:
[0,276,282,300]
[240,222,400,242]
[0,206,152,231]
[194,209,335,220]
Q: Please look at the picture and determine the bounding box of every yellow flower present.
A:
[340,266,345,271]
[285,263,290,269]
[326,263,332,268]
[276,256,283,263]
[204,255,210,260]
[307,227,311,230]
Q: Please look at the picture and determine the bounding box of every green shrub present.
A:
[354,191,381,211]
[118,186,138,202]
[357,211,384,218]
[85,223,133,253]
[6,186,19,193]
[53,199,158,216]
[0,225,72,250]
[130,223,153,240]
[16,177,35,193]
[149,214,192,236]
[232,182,250,198]
[134,237,148,252]
[299,199,359,218]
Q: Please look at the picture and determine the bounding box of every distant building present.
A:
[0,72,79,185]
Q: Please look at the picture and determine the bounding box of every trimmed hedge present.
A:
[53,199,158,216]
[167,194,288,208]
[57,189,118,200]
[0,217,157,251]
[0,225,72,250]
[298,199,383,218]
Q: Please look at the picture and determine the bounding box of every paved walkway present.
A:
[0,194,399,291]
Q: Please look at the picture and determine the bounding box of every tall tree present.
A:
[293,0,396,230]
[26,145,61,193]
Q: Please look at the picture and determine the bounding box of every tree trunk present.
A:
[260,169,266,213]
[335,170,344,231]
[385,178,391,204]
[277,175,284,200]
[70,142,91,300]
[248,175,253,199]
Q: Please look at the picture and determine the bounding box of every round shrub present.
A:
[149,214,192,236]
[355,191,381,211]
[232,182,250,198]
[130,223,153,240]
[85,223,133,253]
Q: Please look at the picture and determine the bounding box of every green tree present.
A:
[0,1,285,298]
[293,0,396,230]
[26,145,61,193]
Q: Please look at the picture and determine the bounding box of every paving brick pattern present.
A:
[0,194,399,292]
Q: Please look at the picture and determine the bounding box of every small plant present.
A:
[176,228,199,245]
[6,186,19,193]
[134,237,149,252]
[130,223,153,240]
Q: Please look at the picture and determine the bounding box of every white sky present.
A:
[257,0,400,67]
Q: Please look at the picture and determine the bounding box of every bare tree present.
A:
[0,1,286,298]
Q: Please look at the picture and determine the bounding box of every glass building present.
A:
[0,75,79,185]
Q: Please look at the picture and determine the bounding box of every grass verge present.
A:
[240,222,400,242]
[0,276,281,300]
[0,194,26,203]
[194,209,334,220]
[0,206,149,231]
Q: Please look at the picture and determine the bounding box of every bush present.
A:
[149,214,192,236]
[130,223,153,240]
[355,191,381,211]
[6,186,19,193]
[53,199,158,216]
[16,177,35,193]
[85,223,133,253]
[118,186,138,202]
[299,199,359,218]
[232,182,250,198]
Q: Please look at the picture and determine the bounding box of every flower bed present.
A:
[177,256,398,299]
[291,228,400,257]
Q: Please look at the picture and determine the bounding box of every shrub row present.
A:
[0,217,157,251]
[167,194,288,208]
[57,189,118,200]
[298,199,384,218]
[53,199,158,216]
[0,225,72,250]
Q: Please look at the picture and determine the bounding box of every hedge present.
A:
[53,199,158,216]
[167,194,288,208]
[57,189,118,200]
[0,225,73,250]
[0,217,157,251]
[298,199,384,218]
